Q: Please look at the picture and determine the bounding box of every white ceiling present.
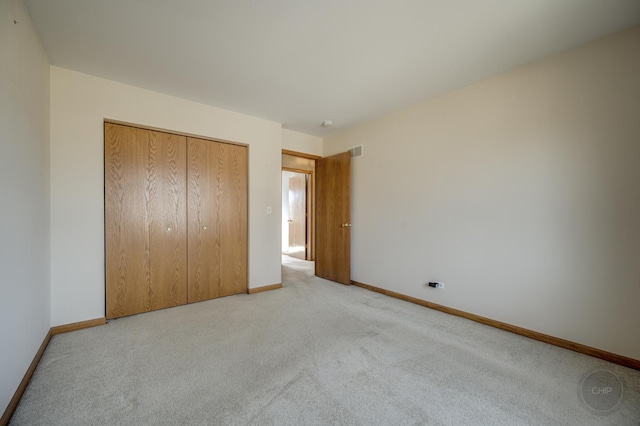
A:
[24,0,640,137]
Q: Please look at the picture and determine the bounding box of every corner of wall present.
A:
[0,0,52,415]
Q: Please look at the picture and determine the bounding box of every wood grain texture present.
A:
[351,281,640,371]
[247,283,283,294]
[187,138,247,302]
[105,124,188,318]
[217,143,248,297]
[288,173,306,260]
[187,137,220,302]
[105,123,151,318]
[315,152,351,285]
[282,149,322,160]
[105,120,246,148]
[106,123,247,316]
[50,318,106,335]
[0,329,51,426]
[281,167,312,175]
[148,131,187,310]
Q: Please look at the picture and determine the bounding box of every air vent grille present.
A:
[348,145,363,158]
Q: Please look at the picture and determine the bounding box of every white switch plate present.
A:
[266,206,272,215]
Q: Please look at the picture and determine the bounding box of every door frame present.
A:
[282,149,320,261]
[282,169,310,259]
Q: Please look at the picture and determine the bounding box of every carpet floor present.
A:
[10,256,640,425]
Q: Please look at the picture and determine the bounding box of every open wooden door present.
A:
[288,173,307,259]
[315,152,351,285]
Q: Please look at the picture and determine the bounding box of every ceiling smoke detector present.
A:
[322,120,334,128]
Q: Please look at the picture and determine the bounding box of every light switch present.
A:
[267,206,272,215]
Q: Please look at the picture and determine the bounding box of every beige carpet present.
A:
[10,256,640,425]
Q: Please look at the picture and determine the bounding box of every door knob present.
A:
[341,223,352,227]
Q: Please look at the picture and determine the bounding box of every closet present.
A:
[104,122,247,319]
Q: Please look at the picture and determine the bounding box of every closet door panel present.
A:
[187,137,222,303]
[148,131,188,309]
[106,124,247,317]
[105,123,151,318]
[218,143,248,297]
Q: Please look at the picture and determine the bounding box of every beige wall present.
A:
[324,26,640,360]
[50,66,283,326]
[282,128,323,156]
[0,0,50,413]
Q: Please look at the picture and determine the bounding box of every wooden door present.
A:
[187,137,247,302]
[148,130,188,309]
[288,173,307,260]
[315,152,351,285]
[105,123,187,318]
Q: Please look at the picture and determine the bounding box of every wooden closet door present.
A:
[105,123,187,318]
[105,123,149,318]
[187,138,247,302]
[148,130,188,309]
[217,142,248,297]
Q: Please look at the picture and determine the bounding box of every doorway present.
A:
[282,150,318,262]
[282,170,309,259]
[281,149,351,285]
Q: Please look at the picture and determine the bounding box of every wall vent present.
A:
[348,145,363,158]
